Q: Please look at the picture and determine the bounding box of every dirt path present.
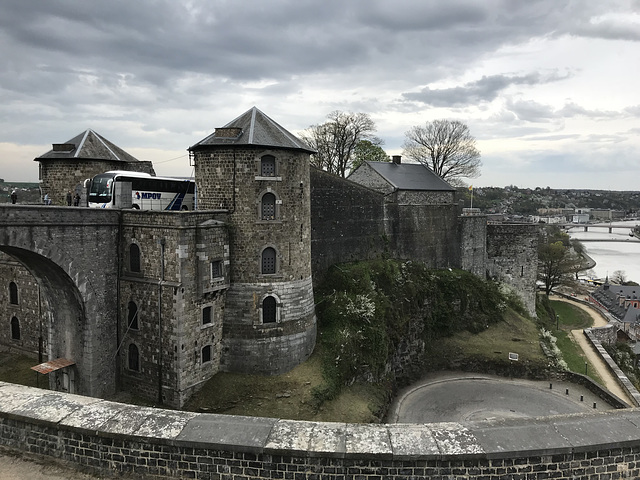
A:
[0,449,105,480]
[552,296,633,405]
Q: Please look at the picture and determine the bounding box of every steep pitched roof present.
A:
[362,161,455,191]
[35,129,141,163]
[189,106,314,153]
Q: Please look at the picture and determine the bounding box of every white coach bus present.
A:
[88,171,196,210]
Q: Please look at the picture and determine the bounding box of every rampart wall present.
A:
[310,168,387,280]
[486,223,539,315]
[2,381,640,479]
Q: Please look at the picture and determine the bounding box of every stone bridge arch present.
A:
[0,206,122,398]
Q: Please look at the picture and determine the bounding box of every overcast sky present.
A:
[1,1,639,189]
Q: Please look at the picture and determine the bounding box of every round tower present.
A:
[188,107,316,374]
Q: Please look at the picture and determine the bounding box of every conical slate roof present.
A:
[189,107,314,154]
[36,129,141,163]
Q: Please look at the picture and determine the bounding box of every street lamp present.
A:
[556,314,559,330]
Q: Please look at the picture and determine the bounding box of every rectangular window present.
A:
[203,306,212,325]
[211,260,223,279]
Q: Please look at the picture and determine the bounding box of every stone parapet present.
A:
[3,382,640,479]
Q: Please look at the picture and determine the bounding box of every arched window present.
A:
[260,155,276,177]
[9,282,18,305]
[127,301,139,330]
[10,317,20,340]
[128,344,139,371]
[129,243,141,273]
[202,345,212,363]
[261,247,276,274]
[262,296,277,323]
[261,193,276,220]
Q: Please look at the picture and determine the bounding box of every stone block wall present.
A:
[119,211,230,407]
[460,212,488,277]
[3,382,640,480]
[310,168,387,280]
[486,223,539,316]
[385,202,461,269]
[221,277,317,374]
[39,159,154,206]
[0,253,45,358]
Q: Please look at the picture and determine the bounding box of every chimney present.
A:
[392,155,401,164]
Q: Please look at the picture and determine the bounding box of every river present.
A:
[566,220,640,284]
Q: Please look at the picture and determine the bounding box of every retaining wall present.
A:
[3,381,640,479]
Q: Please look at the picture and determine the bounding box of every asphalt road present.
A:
[388,373,615,423]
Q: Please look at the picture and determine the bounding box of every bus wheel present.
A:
[132,204,140,209]
[181,205,189,211]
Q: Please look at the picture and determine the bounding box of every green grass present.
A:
[0,352,47,389]
[550,300,604,385]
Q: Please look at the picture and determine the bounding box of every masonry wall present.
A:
[486,223,539,316]
[3,382,640,480]
[460,212,488,277]
[0,253,46,358]
[118,211,230,408]
[39,159,154,206]
[310,168,387,280]
[385,200,461,269]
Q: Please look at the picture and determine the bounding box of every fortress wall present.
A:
[385,202,461,268]
[486,223,539,316]
[310,168,387,280]
[460,213,488,277]
[2,381,640,479]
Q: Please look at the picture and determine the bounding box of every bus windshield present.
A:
[88,173,114,203]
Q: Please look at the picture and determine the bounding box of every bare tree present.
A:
[402,119,481,184]
[301,111,379,177]
[611,270,628,284]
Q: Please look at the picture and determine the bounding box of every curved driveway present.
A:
[389,373,615,423]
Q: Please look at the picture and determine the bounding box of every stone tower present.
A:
[188,107,317,374]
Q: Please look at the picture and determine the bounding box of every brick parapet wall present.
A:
[2,381,640,479]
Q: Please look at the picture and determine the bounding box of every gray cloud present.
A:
[401,73,567,107]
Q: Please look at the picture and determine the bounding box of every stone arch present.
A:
[0,245,86,391]
[0,208,121,399]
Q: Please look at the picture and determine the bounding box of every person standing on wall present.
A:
[10,190,17,204]
[66,191,72,206]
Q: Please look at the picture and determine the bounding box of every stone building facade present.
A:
[36,129,154,205]
[0,107,538,407]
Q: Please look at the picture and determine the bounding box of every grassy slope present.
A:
[550,300,604,385]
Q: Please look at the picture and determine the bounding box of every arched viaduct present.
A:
[0,205,121,398]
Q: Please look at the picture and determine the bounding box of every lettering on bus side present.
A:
[141,193,162,200]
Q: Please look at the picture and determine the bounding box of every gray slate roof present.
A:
[189,107,314,154]
[36,129,140,163]
[364,161,455,191]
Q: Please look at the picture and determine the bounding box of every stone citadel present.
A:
[0,107,537,407]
